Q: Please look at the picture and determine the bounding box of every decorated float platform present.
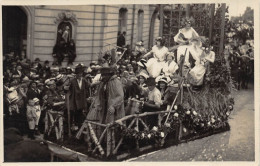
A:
[46,57,234,161]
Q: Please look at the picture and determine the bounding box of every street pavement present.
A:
[128,84,255,161]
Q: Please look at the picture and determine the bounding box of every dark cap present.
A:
[75,64,85,74]
[146,77,156,86]
[100,67,116,75]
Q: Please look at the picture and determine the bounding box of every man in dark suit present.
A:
[117,31,126,47]
[67,64,90,129]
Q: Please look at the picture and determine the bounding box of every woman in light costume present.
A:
[174,17,202,70]
[143,37,169,78]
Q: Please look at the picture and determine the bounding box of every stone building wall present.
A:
[30,5,160,65]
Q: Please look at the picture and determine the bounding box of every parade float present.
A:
[45,4,236,161]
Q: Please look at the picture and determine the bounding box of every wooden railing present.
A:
[76,109,179,158]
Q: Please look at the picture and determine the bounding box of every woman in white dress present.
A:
[189,44,215,86]
[174,17,201,69]
[143,37,169,78]
[162,52,179,79]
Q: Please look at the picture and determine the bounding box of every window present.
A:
[137,10,144,41]
[118,8,128,34]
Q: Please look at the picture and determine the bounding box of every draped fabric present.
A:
[162,60,179,77]
[87,75,125,124]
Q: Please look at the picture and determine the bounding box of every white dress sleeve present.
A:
[174,29,186,44]
[191,27,199,38]
[205,51,215,63]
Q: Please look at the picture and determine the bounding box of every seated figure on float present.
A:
[155,76,172,109]
[173,17,201,74]
[162,52,179,82]
[143,37,169,78]
[189,42,215,87]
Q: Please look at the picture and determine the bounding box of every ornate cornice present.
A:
[54,11,78,25]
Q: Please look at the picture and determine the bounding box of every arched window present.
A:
[137,10,144,41]
[54,11,78,43]
[118,8,128,34]
[149,11,158,49]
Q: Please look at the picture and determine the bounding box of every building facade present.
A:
[3,5,161,65]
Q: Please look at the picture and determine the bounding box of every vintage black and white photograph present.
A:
[1,1,257,163]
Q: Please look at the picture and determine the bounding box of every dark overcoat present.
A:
[69,78,90,111]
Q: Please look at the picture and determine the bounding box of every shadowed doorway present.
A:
[3,6,27,57]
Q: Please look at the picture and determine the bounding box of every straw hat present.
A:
[33,98,40,103]
[56,74,64,81]
[45,79,55,86]
[137,72,149,80]
[156,75,171,84]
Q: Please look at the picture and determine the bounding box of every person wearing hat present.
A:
[66,63,90,129]
[26,81,41,102]
[135,41,147,54]
[25,95,42,139]
[142,77,162,129]
[26,81,42,134]
[12,64,24,81]
[34,58,42,73]
[156,77,172,108]
[136,59,149,76]
[32,98,41,136]
[143,37,169,78]
[137,72,149,96]
[86,66,124,153]
[43,78,65,138]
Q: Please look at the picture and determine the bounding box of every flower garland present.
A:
[114,100,234,142]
